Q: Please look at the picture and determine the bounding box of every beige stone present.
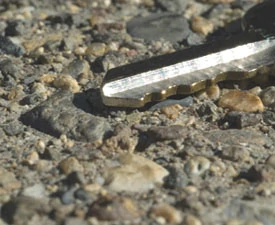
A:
[59,157,84,175]
[191,16,214,35]
[150,204,182,224]
[105,153,169,192]
[53,74,80,93]
[218,90,264,112]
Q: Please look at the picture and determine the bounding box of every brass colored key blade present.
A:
[101,32,275,107]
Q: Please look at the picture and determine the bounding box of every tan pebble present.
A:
[150,204,182,224]
[218,89,264,112]
[160,104,182,119]
[197,85,220,100]
[265,154,275,169]
[59,157,84,175]
[191,16,214,35]
[8,85,24,100]
[183,185,198,194]
[40,74,56,84]
[85,43,106,57]
[88,195,140,221]
[184,215,202,225]
[184,156,210,176]
[143,0,155,7]
[67,3,81,13]
[25,151,39,166]
[84,183,102,193]
[35,160,54,173]
[105,153,169,192]
[209,159,226,176]
[53,74,80,93]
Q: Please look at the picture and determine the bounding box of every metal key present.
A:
[101,1,275,108]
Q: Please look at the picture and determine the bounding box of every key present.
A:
[101,1,275,108]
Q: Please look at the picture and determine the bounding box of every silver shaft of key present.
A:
[101,1,275,107]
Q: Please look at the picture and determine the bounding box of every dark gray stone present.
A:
[148,125,189,141]
[0,35,24,56]
[127,13,190,43]
[196,101,218,117]
[5,20,25,36]
[222,111,262,128]
[61,59,90,79]
[61,188,76,205]
[164,166,189,189]
[20,91,112,142]
[263,111,275,126]
[149,96,193,111]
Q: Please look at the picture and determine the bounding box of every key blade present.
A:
[101,32,275,107]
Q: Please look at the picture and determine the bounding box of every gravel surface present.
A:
[0,0,275,225]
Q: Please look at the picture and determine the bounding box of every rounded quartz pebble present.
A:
[150,203,182,224]
[184,215,202,225]
[184,156,210,176]
[218,90,264,112]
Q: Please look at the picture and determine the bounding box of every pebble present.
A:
[218,90,264,112]
[59,157,84,175]
[149,96,193,111]
[221,145,251,163]
[183,215,202,225]
[87,195,140,221]
[221,111,262,129]
[191,16,214,35]
[184,156,210,176]
[164,166,189,189]
[53,74,80,93]
[0,167,21,192]
[61,59,90,79]
[265,154,275,169]
[24,151,40,166]
[160,104,182,119]
[105,153,169,192]
[260,86,275,107]
[196,101,218,117]
[263,110,275,126]
[196,85,220,100]
[0,35,24,57]
[85,43,106,57]
[20,91,111,142]
[22,183,46,198]
[147,125,189,141]
[127,13,190,43]
[150,204,182,224]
